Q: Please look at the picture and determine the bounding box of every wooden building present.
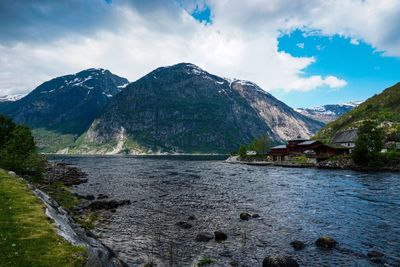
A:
[270,138,349,162]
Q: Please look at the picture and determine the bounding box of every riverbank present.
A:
[0,169,86,266]
[226,155,400,172]
[225,156,315,168]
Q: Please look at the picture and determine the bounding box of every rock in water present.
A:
[315,236,337,249]
[367,251,384,258]
[262,256,299,267]
[240,212,251,220]
[290,240,305,250]
[214,231,228,241]
[195,232,213,242]
[175,221,193,229]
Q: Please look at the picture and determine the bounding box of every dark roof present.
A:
[271,145,287,149]
[332,129,358,143]
[288,138,308,142]
[298,140,319,146]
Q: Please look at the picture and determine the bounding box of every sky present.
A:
[0,0,399,108]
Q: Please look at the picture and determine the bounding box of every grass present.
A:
[197,258,216,266]
[39,182,80,211]
[0,169,86,267]
[74,212,100,230]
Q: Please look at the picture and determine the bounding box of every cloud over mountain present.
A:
[0,0,398,96]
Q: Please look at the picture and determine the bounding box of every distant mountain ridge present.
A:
[73,63,323,154]
[1,68,128,135]
[1,63,324,154]
[315,82,400,143]
[296,101,363,123]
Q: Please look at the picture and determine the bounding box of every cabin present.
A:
[270,138,350,162]
[270,145,289,161]
[331,129,358,151]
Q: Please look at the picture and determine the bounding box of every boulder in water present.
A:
[214,231,227,241]
[176,221,193,229]
[315,236,337,249]
[367,251,384,258]
[290,240,305,250]
[262,256,299,267]
[195,232,213,242]
[240,212,251,220]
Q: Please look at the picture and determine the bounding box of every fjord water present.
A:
[55,155,400,266]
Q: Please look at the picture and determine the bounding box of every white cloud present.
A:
[350,38,360,45]
[296,43,305,49]
[1,0,399,96]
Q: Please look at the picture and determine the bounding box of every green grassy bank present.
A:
[0,169,86,267]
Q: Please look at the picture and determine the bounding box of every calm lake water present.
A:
[51,155,400,267]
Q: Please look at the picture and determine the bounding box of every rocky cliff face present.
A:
[78,63,323,154]
[230,80,323,141]
[2,68,128,135]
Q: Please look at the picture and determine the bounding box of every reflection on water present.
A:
[52,155,400,266]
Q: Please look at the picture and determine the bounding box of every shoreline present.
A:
[20,163,129,266]
[225,156,400,172]
[28,181,127,267]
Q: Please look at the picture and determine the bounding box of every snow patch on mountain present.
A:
[0,94,26,102]
[296,100,364,123]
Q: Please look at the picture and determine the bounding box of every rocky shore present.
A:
[27,163,131,267]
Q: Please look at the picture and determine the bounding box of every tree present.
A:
[250,135,271,155]
[0,118,46,179]
[0,114,16,148]
[352,121,384,166]
[239,145,247,158]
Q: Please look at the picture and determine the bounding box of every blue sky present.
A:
[275,30,400,107]
[0,0,399,109]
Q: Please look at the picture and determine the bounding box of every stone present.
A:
[214,231,228,242]
[369,257,383,264]
[8,171,16,177]
[176,221,193,229]
[262,256,299,267]
[290,240,305,250]
[86,199,130,211]
[240,212,251,220]
[195,232,213,242]
[229,261,239,267]
[315,236,337,249]
[97,194,109,199]
[252,214,260,218]
[219,250,232,257]
[188,215,196,220]
[367,251,384,258]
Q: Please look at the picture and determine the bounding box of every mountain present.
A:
[0,68,129,152]
[72,63,323,154]
[0,94,27,102]
[315,82,400,143]
[0,94,27,110]
[295,101,363,123]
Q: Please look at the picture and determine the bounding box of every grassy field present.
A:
[0,169,86,267]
